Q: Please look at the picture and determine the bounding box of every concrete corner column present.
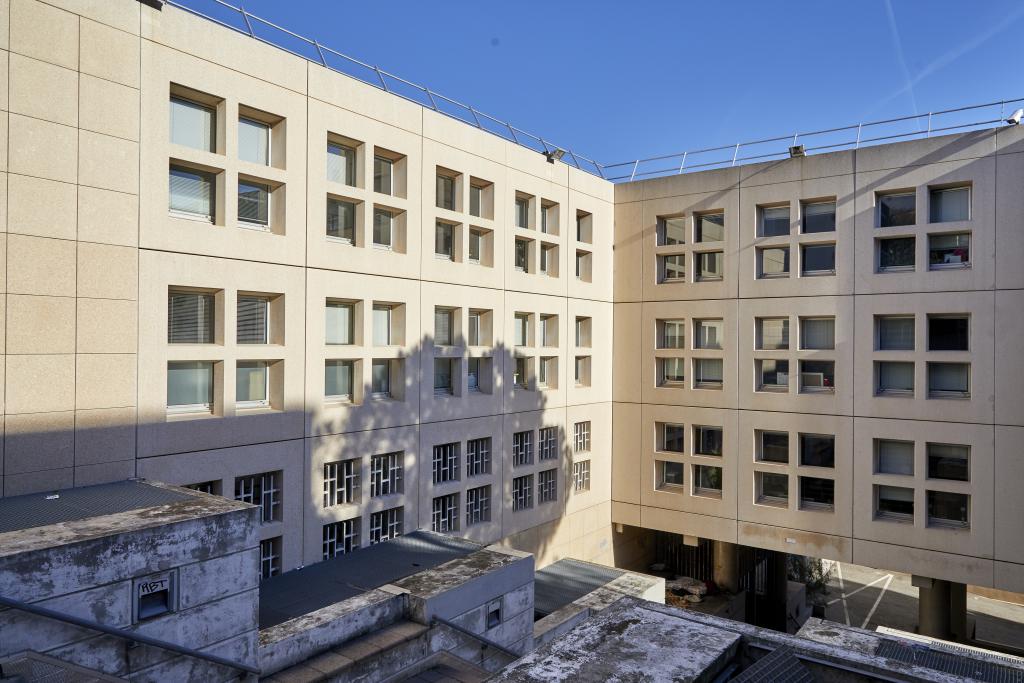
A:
[913,575,966,641]
[713,541,739,594]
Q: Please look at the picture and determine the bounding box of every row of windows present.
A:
[654,185,970,247]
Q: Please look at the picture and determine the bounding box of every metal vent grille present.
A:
[730,646,814,683]
[876,639,1024,683]
[533,558,625,618]
[0,481,193,534]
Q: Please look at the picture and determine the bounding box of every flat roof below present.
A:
[0,480,194,534]
[533,558,624,618]
[258,532,481,629]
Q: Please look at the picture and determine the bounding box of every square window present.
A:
[662,423,685,453]
[696,251,723,281]
[757,359,789,391]
[758,247,790,278]
[660,254,686,282]
[238,117,270,165]
[326,301,355,345]
[693,465,723,497]
[757,471,788,506]
[696,212,724,242]
[876,361,915,396]
[325,360,354,400]
[170,96,215,152]
[168,291,214,344]
[928,316,968,351]
[466,438,492,477]
[876,485,914,522]
[323,458,360,507]
[694,426,723,456]
[658,217,686,245]
[322,518,360,558]
[327,142,356,186]
[575,317,592,348]
[238,180,270,228]
[167,361,214,412]
[659,461,685,488]
[759,206,790,237]
[432,442,461,484]
[878,192,915,227]
[369,506,404,543]
[757,318,789,350]
[801,243,835,275]
[799,360,835,393]
[928,233,970,268]
[926,443,969,481]
[370,452,404,497]
[876,316,914,350]
[660,358,685,385]
[326,197,356,243]
[927,490,969,528]
[693,358,723,389]
[929,186,970,223]
[539,427,558,461]
[802,200,836,234]
[800,477,834,511]
[237,296,269,344]
[875,439,914,475]
[878,237,915,271]
[927,362,969,398]
[800,317,834,350]
[799,434,835,468]
[758,431,789,463]
[695,319,723,349]
[659,319,685,349]
[169,165,215,221]
[236,360,269,407]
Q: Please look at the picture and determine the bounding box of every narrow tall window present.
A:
[238,117,270,165]
[434,358,454,395]
[466,485,491,526]
[572,460,591,492]
[169,96,215,151]
[435,222,454,260]
[327,198,356,242]
[326,302,354,345]
[373,208,394,248]
[469,183,483,217]
[325,360,354,401]
[538,427,558,461]
[373,304,392,346]
[515,239,529,272]
[374,156,393,195]
[512,475,534,510]
[237,296,269,344]
[327,142,356,186]
[432,443,460,484]
[514,314,530,347]
[371,359,391,397]
[515,196,530,228]
[469,229,484,263]
[436,173,455,210]
[260,538,281,579]
[236,360,269,408]
[468,311,482,346]
[434,308,454,346]
[432,494,459,532]
[512,431,533,467]
[238,180,270,228]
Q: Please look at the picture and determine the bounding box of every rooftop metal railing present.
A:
[163,2,1022,185]
[603,98,1024,182]
[164,0,606,177]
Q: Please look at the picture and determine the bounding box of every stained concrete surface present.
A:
[821,561,1024,650]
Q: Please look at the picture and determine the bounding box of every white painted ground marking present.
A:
[836,562,851,626]
[861,573,894,629]
[826,572,893,605]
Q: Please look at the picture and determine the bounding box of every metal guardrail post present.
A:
[374,66,389,92]
[731,143,740,166]
[238,5,254,37]
[629,160,639,181]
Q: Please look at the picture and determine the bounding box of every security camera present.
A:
[1006,108,1023,125]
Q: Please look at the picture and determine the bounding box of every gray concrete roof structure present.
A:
[532,558,624,618]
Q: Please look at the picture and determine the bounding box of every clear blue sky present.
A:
[178,0,1024,165]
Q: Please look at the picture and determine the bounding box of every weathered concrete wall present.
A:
[0,485,260,682]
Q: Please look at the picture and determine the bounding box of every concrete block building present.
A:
[1,0,1022,645]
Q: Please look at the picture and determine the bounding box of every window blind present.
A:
[326,143,355,185]
[760,318,789,349]
[167,361,213,408]
[236,361,268,403]
[326,303,353,345]
[237,296,268,344]
[238,182,269,225]
[325,360,353,398]
[929,363,969,393]
[168,292,214,343]
[877,440,914,475]
[878,317,914,350]
[879,362,914,392]
[169,167,213,219]
[930,187,969,222]
[170,97,214,152]
[238,117,269,165]
[696,358,723,383]
[801,318,835,350]
[373,306,392,346]
[435,309,452,346]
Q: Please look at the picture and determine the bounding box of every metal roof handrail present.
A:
[0,593,261,679]
[162,0,606,177]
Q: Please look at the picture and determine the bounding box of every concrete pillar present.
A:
[770,551,790,632]
[713,541,739,594]
[914,575,968,641]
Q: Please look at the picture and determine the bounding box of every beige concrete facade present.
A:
[614,126,1024,593]
[3,0,1022,597]
[0,0,614,576]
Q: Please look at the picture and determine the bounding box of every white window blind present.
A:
[168,292,214,343]
[759,318,789,350]
[514,315,528,346]
[930,187,969,223]
[169,166,214,219]
[373,305,391,346]
[237,296,268,344]
[238,181,270,226]
[801,318,835,350]
[167,361,214,409]
[325,360,353,398]
[170,97,214,151]
[325,302,353,345]
[877,440,914,475]
[236,360,268,405]
[238,117,269,165]
[327,143,355,186]
[435,308,452,346]
[878,317,914,350]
